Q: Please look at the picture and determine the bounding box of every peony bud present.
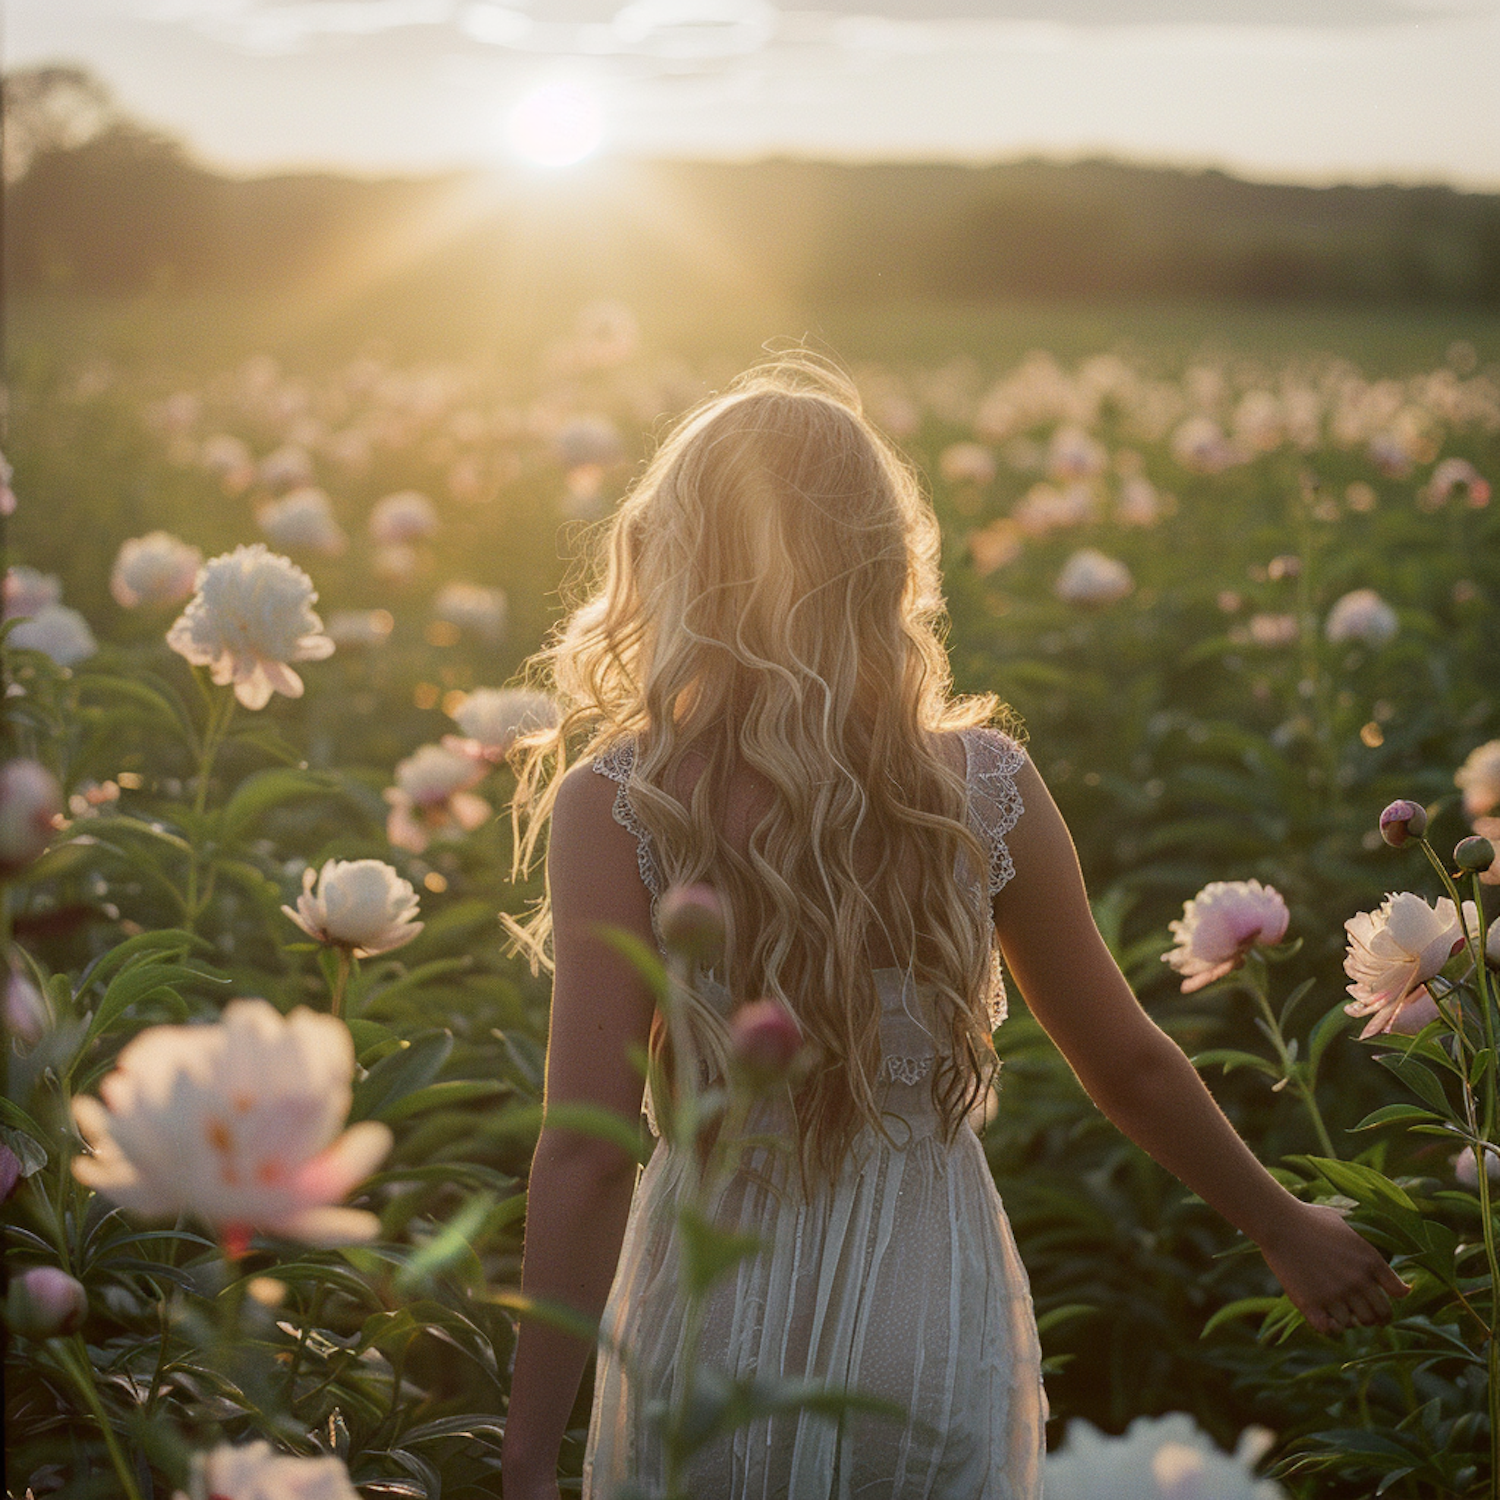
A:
[728,999,804,1088]
[1455,836,1497,873]
[658,884,726,965]
[1379,800,1428,847]
[0,1143,22,1202]
[0,760,64,875]
[5,1266,87,1338]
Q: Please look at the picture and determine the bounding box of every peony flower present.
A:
[8,604,97,666]
[1455,835,1496,873]
[1379,799,1428,847]
[729,999,804,1089]
[258,443,315,492]
[433,581,507,644]
[383,743,491,854]
[659,883,727,965]
[0,760,64,874]
[1013,481,1095,536]
[443,687,559,762]
[323,608,395,648]
[72,998,391,1249]
[256,487,347,557]
[938,442,996,486]
[282,859,423,958]
[1459,900,1500,967]
[1246,613,1298,647]
[167,544,335,710]
[110,531,203,609]
[553,414,623,469]
[369,489,438,545]
[1455,740,1500,817]
[5,1266,88,1339]
[1420,456,1490,511]
[1170,415,1240,474]
[180,1441,362,1500]
[1324,588,1398,648]
[966,517,1024,577]
[6,960,52,1044]
[1055,548,1133,607]
[1163,880,1290,992]
[3,565,61,620]
[1343,892,1465,1038]
[1046,1413,1284,1500]
[1115,475,1166,527]
[1046,425,1107,482]
[1453,1145,1500,1188]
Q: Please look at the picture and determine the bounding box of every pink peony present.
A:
[1455,740,1500,817]
[383,743,490,854]
[728,999,804,1088]
[110,531,203,609]
[1164,880,1290,992]
[72,999,390,1250]
[1343,893,1465,1039]
[658,884,727,965]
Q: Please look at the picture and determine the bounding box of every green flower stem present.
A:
[1244,958,1336,1158]
[54,1335,147,1500]
[183,685,235,925]
[331,948,353,1020]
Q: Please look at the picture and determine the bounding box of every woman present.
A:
[498,356,1407,1500]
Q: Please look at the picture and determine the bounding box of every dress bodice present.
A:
[589,727,1028,1139]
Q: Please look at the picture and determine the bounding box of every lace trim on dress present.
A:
[960,727,1027,897]
[591,741,664,902]
[881,1055,934,1087]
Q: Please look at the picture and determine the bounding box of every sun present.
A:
[505,79,607,169]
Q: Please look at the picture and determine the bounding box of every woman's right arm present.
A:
[500,764,658,1498]
[991,755,1409,1334]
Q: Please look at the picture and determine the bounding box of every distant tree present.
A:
[2,65,119,185]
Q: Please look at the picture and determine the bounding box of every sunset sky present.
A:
[9,0,1500,186]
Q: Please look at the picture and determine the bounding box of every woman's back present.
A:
[582,725,1045,1500]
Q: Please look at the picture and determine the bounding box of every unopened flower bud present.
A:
[1456,835,1497,872]
[728,998,804,1088]
[0,760,63,875]
[658,884,726,964]
[5,1266,87,1338]
[1379,799,1428,847]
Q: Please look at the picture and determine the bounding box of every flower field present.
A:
[3,294,1500,1498]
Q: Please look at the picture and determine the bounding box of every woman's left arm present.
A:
[991,755,1410,1335]
[499,763,658,1499]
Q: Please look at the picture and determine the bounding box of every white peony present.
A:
[3,565,61,620]
[324,609,394,648]
[433,581,507,643]
[8,604,98,667]
[1055,548,1133,606]
[282,859,423,957]
[1164,879,1290,993]
[180,1441,362,1500]
[938,442,996,486]
[258,443,315,492]
[445,687,559,761]
[110,531,203,609]
[1045,1413,1285,1500]
[1343,892,1465,1039]
[1046,424,1108,482]
[369,489,439,545]
[1324,588,1398,648]
[72,998,391,1249]
[167,544,335,710]
[256,487,347,557]
[1455,740,1500,818]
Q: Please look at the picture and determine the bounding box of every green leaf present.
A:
[541,1102,653,1165]
[1034,1303,1095,1338]
[83,958,228,1050]
[0,1124,48,1176]
[1297,1155,1420,1216]
[488,1288,601,1344]
[1352,1103,1447,1131]
[378,1079,505,1125]
[1373,1054,1453,1116]
[1278,976,1317,1029]
[1307,999,1352,1077]
[596,926,668,998]
[677,1205,762,1297]
[1190,1048,1282,1081]
[220,767,348,840]
[395,1192,496,1293]
[350,1029,453,1122]
[1201,1296,1284,1338]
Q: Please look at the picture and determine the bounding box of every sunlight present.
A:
[505,79,607,169]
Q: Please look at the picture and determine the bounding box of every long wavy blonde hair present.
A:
[509,354,1014,1180]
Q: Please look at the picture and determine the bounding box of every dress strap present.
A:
[962,728,1027,897]
[590,741,665,901]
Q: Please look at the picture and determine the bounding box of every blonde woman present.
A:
[498,357,1407,1500]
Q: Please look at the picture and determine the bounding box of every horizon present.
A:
[9,1,1500,192]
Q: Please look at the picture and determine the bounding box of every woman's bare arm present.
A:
[500,763,658,1499]
[992,755,1409,1334]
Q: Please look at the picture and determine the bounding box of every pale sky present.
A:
[7,0,1500,186]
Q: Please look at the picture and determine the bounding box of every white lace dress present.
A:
[582,728,1046,1500]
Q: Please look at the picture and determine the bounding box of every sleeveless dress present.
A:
[582,727,1046,1500]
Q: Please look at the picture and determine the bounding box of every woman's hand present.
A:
[1256,1199,1412,1335]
